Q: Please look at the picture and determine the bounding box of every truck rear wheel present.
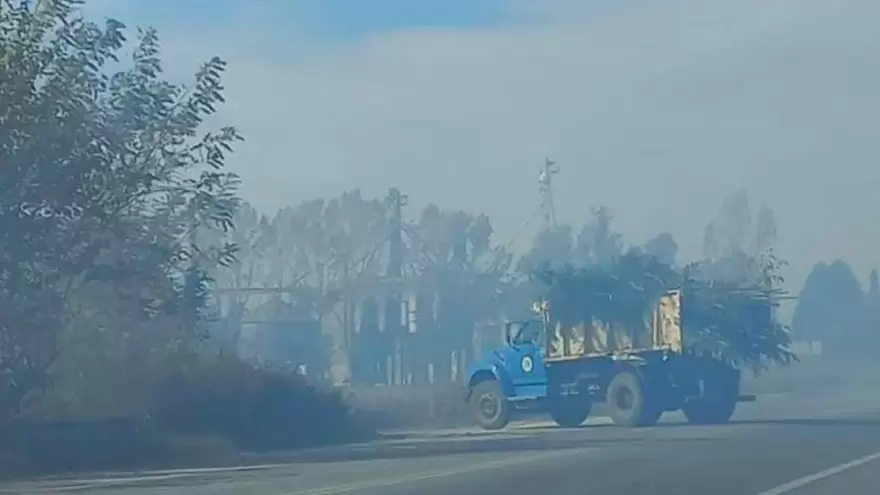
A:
[606,369,661,427]
[470,380,510,430]
[548,397,592,428]
[682,363,739,425]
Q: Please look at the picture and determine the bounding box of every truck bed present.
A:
[544,290,683,362]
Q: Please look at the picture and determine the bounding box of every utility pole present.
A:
[385,188,407,385]
[538,157,559,231]
[386,188,406,280]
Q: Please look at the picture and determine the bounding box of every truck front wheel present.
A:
[548,397,592,428]
[470,380,511,430]
[606,369,662,427]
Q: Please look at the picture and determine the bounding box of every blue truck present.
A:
[465,291,755,429]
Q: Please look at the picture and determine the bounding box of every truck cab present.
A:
[468,318,548,398]
[466,313,601,430]
[466,303,571,429]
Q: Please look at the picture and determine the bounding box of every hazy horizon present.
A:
[88,0,880,299]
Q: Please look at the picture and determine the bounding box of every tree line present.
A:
[205,185,793,384]
[792,261,880,357]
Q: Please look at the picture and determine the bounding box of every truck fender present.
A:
[465,365,513,401]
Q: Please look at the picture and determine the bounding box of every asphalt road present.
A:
[4,381,880,495]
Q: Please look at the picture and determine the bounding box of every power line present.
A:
[500,204,544,251]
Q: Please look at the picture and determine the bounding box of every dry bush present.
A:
[0,356,373,479]
[153,356,373,451]
[0,417,165,478]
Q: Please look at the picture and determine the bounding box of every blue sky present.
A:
[103,0,512,42]
[297,0,511,40]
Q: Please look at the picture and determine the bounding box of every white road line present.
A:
[281,448,589,495]
[4,463,290,493]
[754,451,880,495]
[95,463,291,477]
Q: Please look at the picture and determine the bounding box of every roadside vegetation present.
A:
[0,0,370,477]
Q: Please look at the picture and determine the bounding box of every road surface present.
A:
[4,382,880,495]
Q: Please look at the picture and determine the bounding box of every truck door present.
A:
[503,320,547,394]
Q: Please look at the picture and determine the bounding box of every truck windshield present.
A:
[511,319,543,345]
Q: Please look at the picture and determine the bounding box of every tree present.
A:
[273,191,387,300]
[406,205,513,318]
[0,1,241,417]
[518,206,624,274]
[209,191,388,376]
[516,225,575,273]
[792,261,865,353]
[753,205,778,256]
[869,269,880,300]
[699,191,780,285]
[643,233,679,267]
[864,268,880,349]
[405,205,514,382]
[574,206,624,267]
[206,202,274,353]
[683,245,795,372]
[703,190,752,260]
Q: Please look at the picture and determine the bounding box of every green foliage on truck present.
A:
[535,249,797,374]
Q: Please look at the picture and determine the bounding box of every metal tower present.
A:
[538,157,559,231]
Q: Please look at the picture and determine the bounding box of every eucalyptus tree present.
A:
[404,205,513,381]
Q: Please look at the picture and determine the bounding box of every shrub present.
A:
[153,356,371,451]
